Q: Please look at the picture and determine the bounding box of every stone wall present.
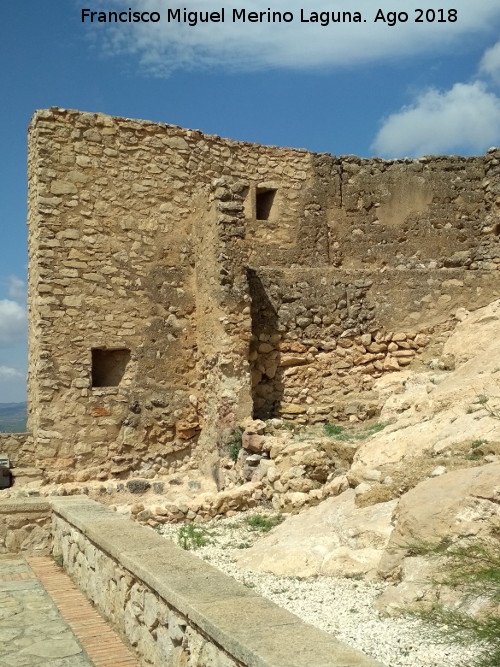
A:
[51,496,383,667]
[248,266,500,422]
[27,109,321,481]
[27,110,202,482]
[0,433,34,468]
[27,107,500,480]
[0,433,43,486]
[0,498,51,554]
[322,152,499,271]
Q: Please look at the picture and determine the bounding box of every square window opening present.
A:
[91,348,131,387]
[256,188,277,221]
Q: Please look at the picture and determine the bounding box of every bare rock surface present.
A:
[237,490,397,578]
[375,462,500,613]
[350,300,500,489]
[443,300,500,364]
[225,302,500,629]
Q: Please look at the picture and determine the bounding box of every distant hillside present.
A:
[0,402,28,433]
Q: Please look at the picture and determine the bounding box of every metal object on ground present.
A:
[0,454,11,488]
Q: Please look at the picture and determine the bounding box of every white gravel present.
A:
[157,510,481,667]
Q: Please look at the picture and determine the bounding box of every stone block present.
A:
[126,480,151,494]
[242,433,264,453]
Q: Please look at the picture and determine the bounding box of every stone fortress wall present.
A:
[26,108,500,482]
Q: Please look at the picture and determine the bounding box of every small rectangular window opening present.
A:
[91,348,131,387]
[256,188,277,221]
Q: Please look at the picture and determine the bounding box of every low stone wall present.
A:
[0,432,34,467]
[0,433,45,486]
[0,498,51,554]
[51,496,384,667]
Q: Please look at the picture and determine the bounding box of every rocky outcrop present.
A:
[375,462,500,614]
[349,300,500,501]
[383,462,500,564]
[237,489,397,578]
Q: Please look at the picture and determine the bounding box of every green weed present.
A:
[323,423,346,437]
[225,429,243,462]
[177,523,209,550]
[323,421,391,442]
[466,439,487,461]
[283,421,304,435]
[364,422,391,437]
[246,514,283,533]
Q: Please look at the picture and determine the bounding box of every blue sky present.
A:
[1,0,500,402]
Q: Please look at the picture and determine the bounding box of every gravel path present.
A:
[157,510,481,667]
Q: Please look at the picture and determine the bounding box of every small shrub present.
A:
[404,536,500,667]
[53,553,63,567]
[177,523,208,550]
[225,429,243,462]
[466,439,488,461]
[246,514,283,532]
[472,392,500,420]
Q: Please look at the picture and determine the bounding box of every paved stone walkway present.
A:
[0,555,138,667]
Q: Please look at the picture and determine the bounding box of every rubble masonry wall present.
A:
[26,108,500,481]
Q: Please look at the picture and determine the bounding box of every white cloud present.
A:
[0,300,27,348]
[371,82,500,157]
[480,40,500,83]
[0,366,23,380]
[95,1,500,73]
[8,275,26,302]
